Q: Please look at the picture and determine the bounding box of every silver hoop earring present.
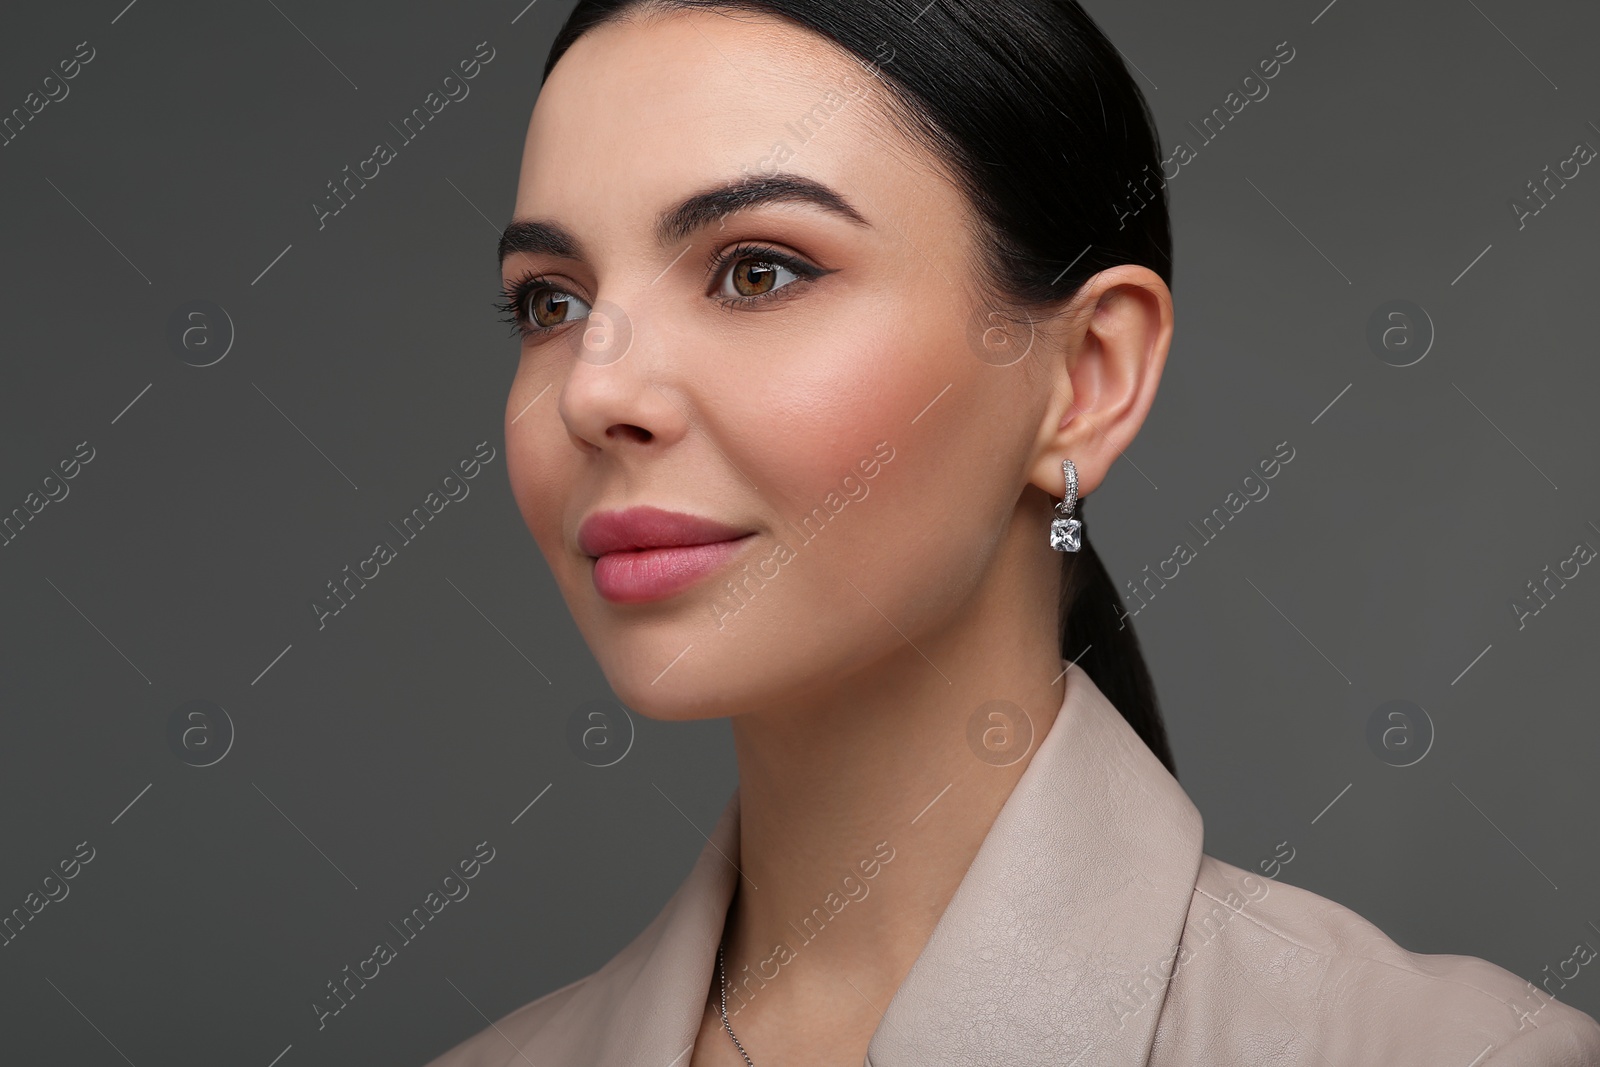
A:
[1049,459,1082,552]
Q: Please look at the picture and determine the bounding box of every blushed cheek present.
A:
[746,315,943,502]
[738,321,952,583]
[820,320,1008,618]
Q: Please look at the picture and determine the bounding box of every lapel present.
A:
[552,660,1205,1067]
[863,662,1205,1066]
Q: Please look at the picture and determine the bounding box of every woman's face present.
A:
[502,9,1071,719]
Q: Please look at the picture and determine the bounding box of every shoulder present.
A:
[1151,854,1600,1065]
[420,974,592,1067]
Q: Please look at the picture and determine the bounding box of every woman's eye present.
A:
[717,255,802,301]
[499,249,822,338]
[526,286,592,330]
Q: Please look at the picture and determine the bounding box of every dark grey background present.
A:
[2,0,1596,1063]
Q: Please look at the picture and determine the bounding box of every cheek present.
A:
[721,307,1002,604]
[749,291,1007,516]
[728,314,939,513]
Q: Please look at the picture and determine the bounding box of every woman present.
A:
[427,1,1600,1064]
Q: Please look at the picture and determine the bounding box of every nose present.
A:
[556,306,689,454]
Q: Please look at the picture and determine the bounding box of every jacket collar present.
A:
[562,661,1205,1066]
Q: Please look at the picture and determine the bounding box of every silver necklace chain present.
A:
[717,938,756,1066]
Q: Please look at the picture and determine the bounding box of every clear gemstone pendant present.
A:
[1050,516,1082,552]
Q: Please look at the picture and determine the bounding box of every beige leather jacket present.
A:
[425,665,1600,1066]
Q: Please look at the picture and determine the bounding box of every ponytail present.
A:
[1059,499,1177,778]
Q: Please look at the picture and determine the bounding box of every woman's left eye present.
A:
[712,247,823,304]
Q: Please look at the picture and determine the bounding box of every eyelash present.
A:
[492,243,825,341]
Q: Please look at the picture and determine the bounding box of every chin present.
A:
[561,592,732,717]
[571,598,801,721]
[557,538,868,720]
[591,645,750,723]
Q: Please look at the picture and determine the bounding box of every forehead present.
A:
[515,9,940,243]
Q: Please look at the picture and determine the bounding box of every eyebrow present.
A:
[497,174,871,265]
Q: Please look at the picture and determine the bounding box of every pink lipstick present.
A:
[578,506,755,604]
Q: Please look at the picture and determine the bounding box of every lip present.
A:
[578,506,756,604]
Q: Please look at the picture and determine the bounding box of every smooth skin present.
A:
[501,8,1173,1065]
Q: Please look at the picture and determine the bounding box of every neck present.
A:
[715,524,1069,1035]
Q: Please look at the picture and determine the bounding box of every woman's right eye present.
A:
[525,286,593,331]
[497,277,593,339]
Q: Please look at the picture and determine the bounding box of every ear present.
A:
[1025,265,1173,503]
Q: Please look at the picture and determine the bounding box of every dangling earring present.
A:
[1049,459,1082,552]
